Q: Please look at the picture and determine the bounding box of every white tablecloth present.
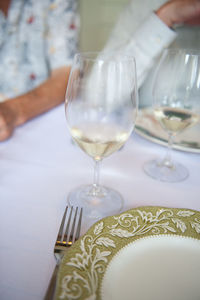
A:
[0,104,199,300]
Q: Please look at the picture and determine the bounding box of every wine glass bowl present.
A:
[65,52,138,219]
[144,49,200,182]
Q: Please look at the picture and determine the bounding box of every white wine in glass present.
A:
[65,52,138,219]
[144,49,200,182]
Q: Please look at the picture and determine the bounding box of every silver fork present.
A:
[44,206,83,300]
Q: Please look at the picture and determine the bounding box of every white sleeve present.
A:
[103,13,177,87]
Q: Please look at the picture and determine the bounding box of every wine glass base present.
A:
[67,184,124,220]
[143,159,189,182]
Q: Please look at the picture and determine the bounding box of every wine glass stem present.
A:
[92,159,101,195]
[163,133,173,167]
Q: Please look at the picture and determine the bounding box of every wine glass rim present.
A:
[163,48,200,56]
[74,51,136,62]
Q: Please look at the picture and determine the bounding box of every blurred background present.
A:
[79,0,129,51]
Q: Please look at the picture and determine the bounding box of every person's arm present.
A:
[103,0,200,87]
[0,0,79,142]
[0,66,70,141]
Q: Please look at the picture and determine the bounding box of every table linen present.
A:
[0,104,199,300]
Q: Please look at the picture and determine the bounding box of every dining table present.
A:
[0,103,199,300]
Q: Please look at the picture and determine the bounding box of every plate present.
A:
[55,206,200,300]
[135,107,200,153]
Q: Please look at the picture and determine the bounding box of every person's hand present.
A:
[156,0,200,27]
[0,101,17,141]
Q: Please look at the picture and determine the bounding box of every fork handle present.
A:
[44,264,59,300]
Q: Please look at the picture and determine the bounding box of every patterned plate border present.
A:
[55,206,200,300]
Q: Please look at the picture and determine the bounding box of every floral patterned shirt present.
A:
[0,0,79,101]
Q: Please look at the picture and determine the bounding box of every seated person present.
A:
[0,0,79,141]
[102,0,200,107]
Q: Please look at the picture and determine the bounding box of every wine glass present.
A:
[144,48,200,182]
[65,52,138,219]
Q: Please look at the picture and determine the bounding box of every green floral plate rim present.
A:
[55,206,200,300]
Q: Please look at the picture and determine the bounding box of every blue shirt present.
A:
[0,0,79,101]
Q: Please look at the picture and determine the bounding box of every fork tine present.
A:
[68,207,78,244]
[74,207,83,242]
[63,206,73,242]
[57,206,68,241]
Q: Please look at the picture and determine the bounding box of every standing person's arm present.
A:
[103,0,200,87]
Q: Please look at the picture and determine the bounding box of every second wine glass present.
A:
[144,49,200,182]
[65,52,138,219]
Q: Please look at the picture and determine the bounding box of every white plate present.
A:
[135,107,200,153]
